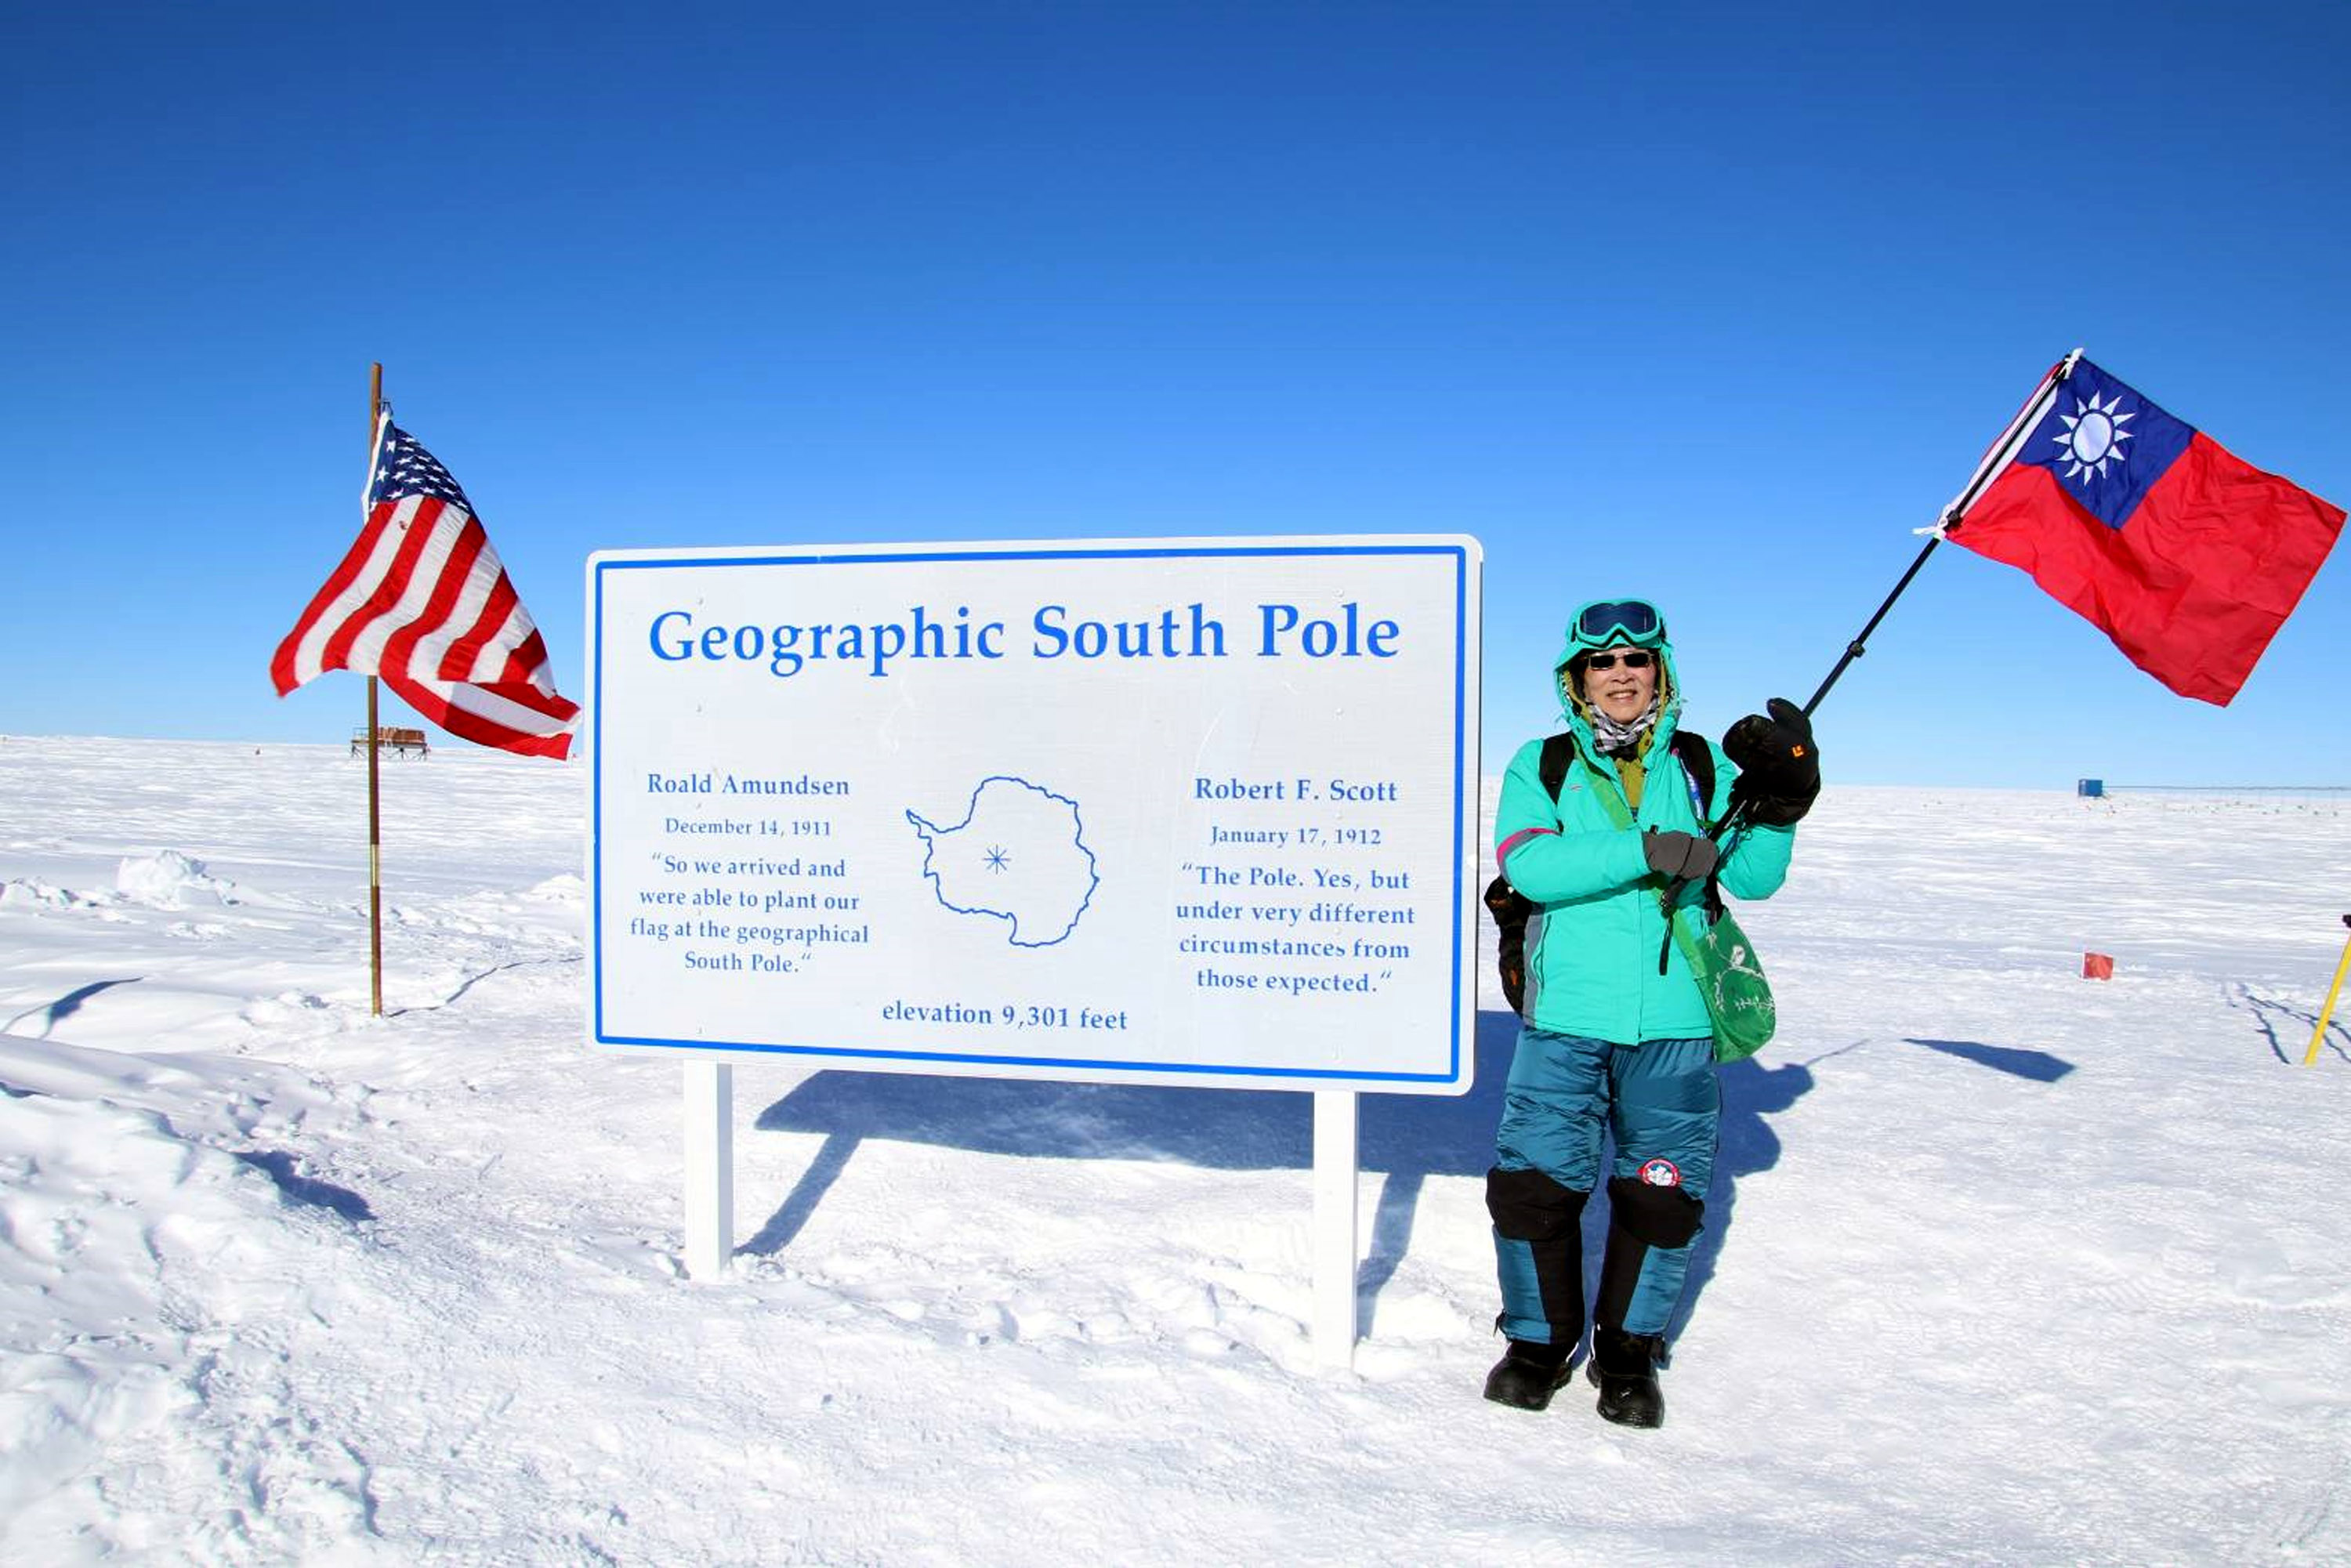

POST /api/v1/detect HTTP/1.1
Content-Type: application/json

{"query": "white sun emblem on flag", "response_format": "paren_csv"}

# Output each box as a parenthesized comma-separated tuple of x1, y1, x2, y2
(2054, 391, 2136, 480)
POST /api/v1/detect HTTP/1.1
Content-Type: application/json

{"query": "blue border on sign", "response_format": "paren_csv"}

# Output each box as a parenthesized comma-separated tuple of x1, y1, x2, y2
(589, 542, 1474, 1085)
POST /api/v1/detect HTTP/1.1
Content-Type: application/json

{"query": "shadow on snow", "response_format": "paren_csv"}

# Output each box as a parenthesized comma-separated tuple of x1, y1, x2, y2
(1902, 1037, 2076, 1082)
(234, 1150, 375, 1222)
(2, 976, 143, 1039)
(2231, 983, 2349, 1066)
(747, 1011, 1818, 1345)
(1665, 1053, 1815, 1347)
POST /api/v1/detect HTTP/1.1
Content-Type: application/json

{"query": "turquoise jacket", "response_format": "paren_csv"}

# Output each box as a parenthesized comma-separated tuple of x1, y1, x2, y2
(1494, 630, 1794, 1043)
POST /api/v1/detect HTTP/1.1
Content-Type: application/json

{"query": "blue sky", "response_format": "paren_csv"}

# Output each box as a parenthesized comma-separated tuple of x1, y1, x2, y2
(5, 2, 2344, 787)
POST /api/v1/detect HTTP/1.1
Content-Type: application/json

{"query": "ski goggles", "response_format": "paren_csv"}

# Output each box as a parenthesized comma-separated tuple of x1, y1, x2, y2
(1570, 599, 1665, 648)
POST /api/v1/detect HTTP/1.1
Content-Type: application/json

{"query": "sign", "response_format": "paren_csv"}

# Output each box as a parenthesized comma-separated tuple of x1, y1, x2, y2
(586, 537, 1481, 1093)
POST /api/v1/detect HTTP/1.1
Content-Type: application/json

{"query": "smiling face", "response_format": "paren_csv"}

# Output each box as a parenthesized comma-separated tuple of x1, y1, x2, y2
(1578, 648, 1659, 726)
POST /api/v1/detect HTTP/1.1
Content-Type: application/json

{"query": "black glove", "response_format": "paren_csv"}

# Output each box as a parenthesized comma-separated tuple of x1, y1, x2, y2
(1724, 697, 1820, 826)
(1483, 875, 1532, 1015)
(1642, 828, 1719, 882)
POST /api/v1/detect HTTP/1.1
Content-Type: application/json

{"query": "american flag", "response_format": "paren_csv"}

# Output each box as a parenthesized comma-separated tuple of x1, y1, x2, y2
(271, 414, 579, 758)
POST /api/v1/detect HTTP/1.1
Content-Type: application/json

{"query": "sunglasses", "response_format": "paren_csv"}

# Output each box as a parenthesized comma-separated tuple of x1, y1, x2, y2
(1581, 650, 1654, 672)
(1575, 599, 1664, 644)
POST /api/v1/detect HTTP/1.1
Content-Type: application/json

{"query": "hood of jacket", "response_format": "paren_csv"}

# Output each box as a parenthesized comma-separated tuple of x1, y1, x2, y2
(1552, 618, 1685, 761)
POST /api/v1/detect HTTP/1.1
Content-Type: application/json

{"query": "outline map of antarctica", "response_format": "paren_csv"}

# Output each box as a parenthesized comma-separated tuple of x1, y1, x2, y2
(905, 777, 1101, 947)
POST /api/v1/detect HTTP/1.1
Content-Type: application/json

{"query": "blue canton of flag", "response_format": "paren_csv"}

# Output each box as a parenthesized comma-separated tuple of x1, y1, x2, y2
(2019, 358, 2193, 532)
(368, 423, 473, 512)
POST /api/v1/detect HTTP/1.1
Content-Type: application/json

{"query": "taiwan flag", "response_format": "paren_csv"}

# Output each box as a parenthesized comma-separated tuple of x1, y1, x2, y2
(1945, 353, 2343, 705)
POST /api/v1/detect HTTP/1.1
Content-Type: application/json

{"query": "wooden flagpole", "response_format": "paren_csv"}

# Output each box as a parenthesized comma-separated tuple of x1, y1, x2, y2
(368, 362, 385, 1016)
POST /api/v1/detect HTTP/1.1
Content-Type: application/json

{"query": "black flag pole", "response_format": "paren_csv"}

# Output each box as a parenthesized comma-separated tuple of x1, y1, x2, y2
(1653, 351, 2085, 972)
(1795, 348, 2082, 722)
(1796, 531, 1942, 721)
(1686, 347, 2084, 875)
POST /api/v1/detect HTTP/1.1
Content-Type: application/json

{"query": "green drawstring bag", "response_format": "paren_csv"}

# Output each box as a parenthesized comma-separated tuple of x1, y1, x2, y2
(1670, 904, 1776, 1063)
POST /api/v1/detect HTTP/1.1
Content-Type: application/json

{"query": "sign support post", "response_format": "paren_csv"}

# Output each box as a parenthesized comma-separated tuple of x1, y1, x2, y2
(1312, 1088, 1358, 1370)
(683, 1060, 734, 1279)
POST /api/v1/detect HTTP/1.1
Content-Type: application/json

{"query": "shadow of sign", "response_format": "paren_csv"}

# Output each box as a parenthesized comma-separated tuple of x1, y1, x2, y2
(749, 1012, 1813, 1348)
(745, 1011, 1524, 1280)
(1904, 1037, 2076, 1082)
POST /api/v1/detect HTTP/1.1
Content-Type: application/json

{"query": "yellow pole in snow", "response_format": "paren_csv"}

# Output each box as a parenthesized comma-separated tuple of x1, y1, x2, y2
(2305, 915, 2351, 1066)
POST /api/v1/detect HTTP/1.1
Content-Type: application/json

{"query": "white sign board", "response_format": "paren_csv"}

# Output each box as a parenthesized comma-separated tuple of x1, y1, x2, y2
(586, 537, 1481, 1093)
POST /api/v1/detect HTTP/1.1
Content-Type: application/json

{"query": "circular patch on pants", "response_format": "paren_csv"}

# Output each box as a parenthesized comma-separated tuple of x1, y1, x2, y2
(1636, 1157, 1682, 1187)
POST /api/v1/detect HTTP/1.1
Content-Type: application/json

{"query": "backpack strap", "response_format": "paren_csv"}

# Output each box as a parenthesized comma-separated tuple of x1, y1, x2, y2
(1668, 730, 1717, 831)
(1668, 730, 1726, 922)
(1537, 731, 1578, 803)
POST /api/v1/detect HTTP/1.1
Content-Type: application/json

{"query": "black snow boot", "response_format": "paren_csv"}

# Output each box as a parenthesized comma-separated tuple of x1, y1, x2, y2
(1586, 1326, 1666, 1429)
(1483, 1338, 1574, 1412)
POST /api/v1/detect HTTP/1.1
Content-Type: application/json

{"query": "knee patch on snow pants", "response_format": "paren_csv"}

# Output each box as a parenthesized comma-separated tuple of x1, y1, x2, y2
(1487, 1165, 1588, 1240)
(1606, 1175, 1705, 1248)
(1487, 1166, 1589, 1348)
(1593, 1175, 1706, 1334)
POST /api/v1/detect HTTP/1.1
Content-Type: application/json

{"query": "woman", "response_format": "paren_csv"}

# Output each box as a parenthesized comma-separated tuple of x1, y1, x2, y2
(1482, 597, 1817, 1427)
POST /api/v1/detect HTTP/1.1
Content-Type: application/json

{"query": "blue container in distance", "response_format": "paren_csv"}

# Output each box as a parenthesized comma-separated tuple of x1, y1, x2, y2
(2077, 778, 2105, 798)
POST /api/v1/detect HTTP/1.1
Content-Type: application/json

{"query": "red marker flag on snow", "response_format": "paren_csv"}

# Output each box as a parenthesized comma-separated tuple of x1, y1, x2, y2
(272, 414, 580, 758)
(1943, 353, 2343, 705)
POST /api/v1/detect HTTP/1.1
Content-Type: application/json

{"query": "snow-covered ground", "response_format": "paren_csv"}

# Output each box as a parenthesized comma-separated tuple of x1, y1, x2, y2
(3, 735, 2348, 1564)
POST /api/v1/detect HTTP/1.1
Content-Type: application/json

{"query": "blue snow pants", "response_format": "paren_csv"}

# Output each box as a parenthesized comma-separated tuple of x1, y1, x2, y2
(1489, 1026, 1719, 1344)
